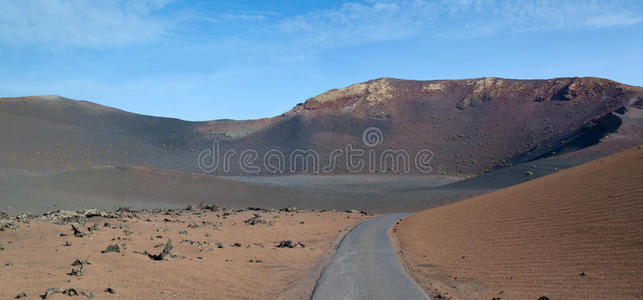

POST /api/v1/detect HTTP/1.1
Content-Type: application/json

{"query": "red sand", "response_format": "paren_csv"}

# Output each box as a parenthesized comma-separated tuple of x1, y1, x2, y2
(0, 209, 368, 299)
(394, 146, 643, 299)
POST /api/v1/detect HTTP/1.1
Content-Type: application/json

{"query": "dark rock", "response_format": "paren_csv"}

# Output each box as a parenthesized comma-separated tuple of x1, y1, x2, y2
(41, 287, 63, 299)
(42, 210, 86, 225)
(67, 265, 85, 276)
(15, 292, 27, 298)
(71, 259, 90, 267)
(280, 206, 297, 213)
(81, 208, 120, 219)
(231, 243, 242, 247)
(148, 239, 173, 260)
(15, 213, 35, 224)
(243, 214, 273, 226)
(71, 224, 86, 237)
(105, 287, 117, 294)
(87, 223, 100, 232)
(101, 244, 120, 254)
(64, 241, 72, 247)
(0, 219, 19, 231)
(537, 297, 551, 300)
(276, 240, 295, 248)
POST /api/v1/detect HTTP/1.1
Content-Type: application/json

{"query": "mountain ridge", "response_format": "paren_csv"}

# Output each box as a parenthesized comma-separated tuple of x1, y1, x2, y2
(1, 77, 641, 176)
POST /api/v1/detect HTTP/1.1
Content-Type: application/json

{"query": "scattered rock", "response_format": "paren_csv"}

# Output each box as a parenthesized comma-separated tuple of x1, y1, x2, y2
(40, 288, 93, 299)
(71, 259, 90, 267)
(71, 224, 86, 238)
(87, 223, 100, 232)
(41, 288, 63, 299)
(101, 244, 120, 254)
(280, 206, 297, 213)
(178, 230, 188, 235)
(525, 171, 535, 176)
(15, 213, 36, 224)
(0, 210, 7, 218)
(0, 219, 19, 231)
(42, 209, 119, 225)
(148, 239, 173, 261)
(63, 241, 72, 247)
(276, 240, 296, 248)
(15, 292, 27, 298)
(243, 214, 273, 226)
(42, 210, 86, 225)
(81, 208, 120, 219)
(67, 265, 85, 277)
(231, 243, 242, 248)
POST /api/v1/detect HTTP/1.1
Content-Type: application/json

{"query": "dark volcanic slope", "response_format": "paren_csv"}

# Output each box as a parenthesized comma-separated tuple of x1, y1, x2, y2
(1, 77, 642, 176)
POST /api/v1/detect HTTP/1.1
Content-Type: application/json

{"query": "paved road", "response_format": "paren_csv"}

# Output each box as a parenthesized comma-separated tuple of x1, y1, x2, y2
(311, 213, 430, 300)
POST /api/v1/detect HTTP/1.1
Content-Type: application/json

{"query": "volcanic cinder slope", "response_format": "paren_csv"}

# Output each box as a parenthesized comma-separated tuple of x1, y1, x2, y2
(393, 145, 643, 299)
(1, 77, 641, 176)
(0, 77, 642, 214)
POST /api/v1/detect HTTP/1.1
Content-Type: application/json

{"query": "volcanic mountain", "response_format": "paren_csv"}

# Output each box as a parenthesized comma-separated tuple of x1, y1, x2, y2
(1, 77, 641, 176)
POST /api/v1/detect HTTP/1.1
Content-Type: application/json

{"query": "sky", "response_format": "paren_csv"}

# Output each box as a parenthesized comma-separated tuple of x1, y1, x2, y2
(1, 0, 642, 121)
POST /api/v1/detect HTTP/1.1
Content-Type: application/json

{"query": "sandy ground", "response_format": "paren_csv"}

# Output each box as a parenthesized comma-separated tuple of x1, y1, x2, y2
(393, 145, 643, 299)
(0, 208, 369, 299)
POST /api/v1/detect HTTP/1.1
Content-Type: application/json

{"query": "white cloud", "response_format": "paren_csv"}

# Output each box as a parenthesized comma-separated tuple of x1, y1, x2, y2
(277, 0, 643, 48)
(1, 0, 639, 50)
(0, 0, 174, 48)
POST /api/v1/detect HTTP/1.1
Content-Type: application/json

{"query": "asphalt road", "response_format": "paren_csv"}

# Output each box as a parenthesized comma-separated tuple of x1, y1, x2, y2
(311, 213, 430, 300)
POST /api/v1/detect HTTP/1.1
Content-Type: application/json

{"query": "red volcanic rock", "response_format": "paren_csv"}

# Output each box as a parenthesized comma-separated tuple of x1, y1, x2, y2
(1, 77, 642, 176)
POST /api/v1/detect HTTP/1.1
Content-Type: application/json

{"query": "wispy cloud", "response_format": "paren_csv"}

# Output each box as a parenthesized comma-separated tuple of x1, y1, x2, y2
(1, 0, 640, 50)
(0, 0, 175, 48)
(277, 0, 643, 48)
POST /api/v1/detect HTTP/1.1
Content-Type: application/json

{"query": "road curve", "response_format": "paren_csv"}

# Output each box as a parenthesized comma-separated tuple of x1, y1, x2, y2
(311, 213, 430, 300)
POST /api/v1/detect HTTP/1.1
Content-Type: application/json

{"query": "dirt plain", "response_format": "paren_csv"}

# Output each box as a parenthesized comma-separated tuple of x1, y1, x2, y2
(0, 206, 369, 299)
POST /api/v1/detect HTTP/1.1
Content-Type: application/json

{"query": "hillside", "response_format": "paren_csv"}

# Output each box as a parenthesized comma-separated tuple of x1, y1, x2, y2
(1, 77, 642, 176)
(393, 145, 643, 299)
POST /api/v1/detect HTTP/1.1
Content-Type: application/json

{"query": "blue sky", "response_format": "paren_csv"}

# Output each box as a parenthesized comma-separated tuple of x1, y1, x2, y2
(1, 0, 642, 121)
